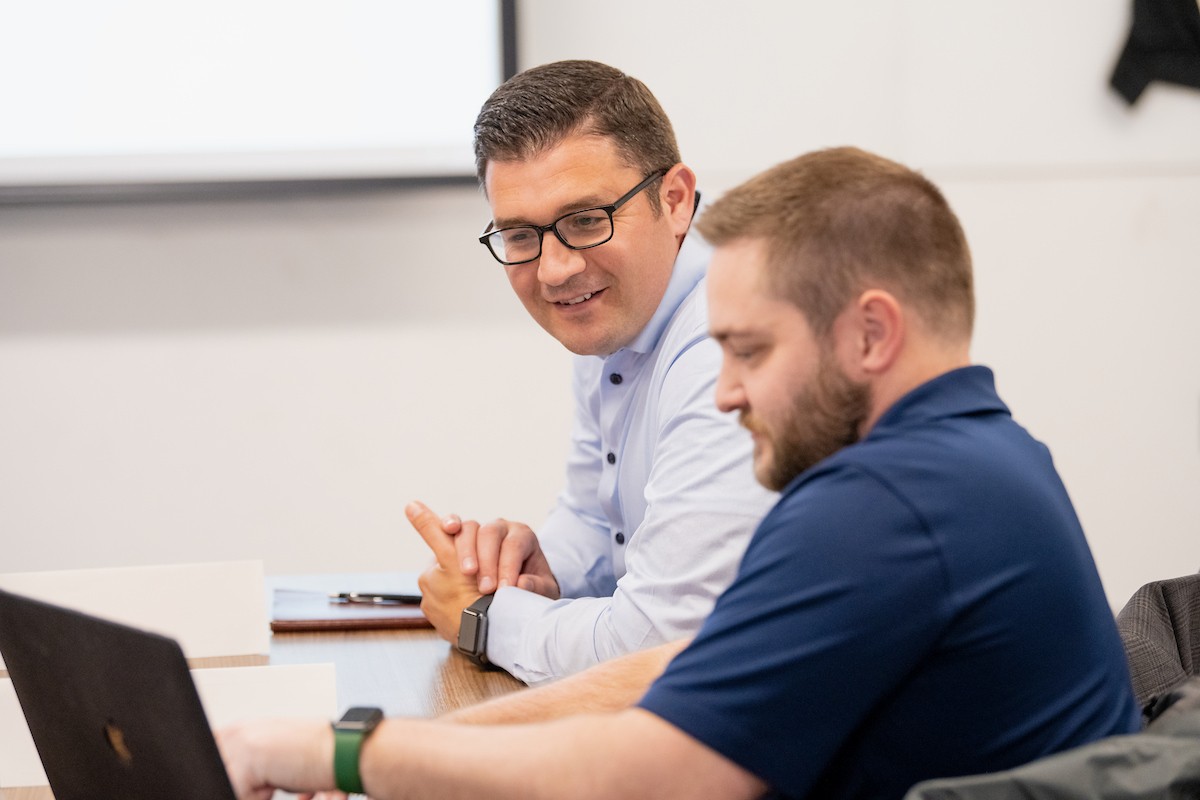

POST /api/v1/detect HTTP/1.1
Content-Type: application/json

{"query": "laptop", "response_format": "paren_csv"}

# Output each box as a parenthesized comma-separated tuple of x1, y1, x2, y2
(0, 588, 237, 799)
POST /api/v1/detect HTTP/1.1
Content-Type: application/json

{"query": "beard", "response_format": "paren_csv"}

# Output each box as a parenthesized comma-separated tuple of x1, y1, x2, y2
(741, 350, 872, 492)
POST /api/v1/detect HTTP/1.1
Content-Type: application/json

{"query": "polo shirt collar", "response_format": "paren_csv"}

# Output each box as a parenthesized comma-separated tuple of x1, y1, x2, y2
(868, 365, 1010, 440)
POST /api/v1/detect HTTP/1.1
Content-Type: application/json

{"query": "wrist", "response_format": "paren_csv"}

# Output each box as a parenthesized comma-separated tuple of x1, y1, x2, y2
(247, 718, 336, 794)
(332, 707, 384, 795)
(313, 718, 338, 791)
(457, 593, 495, 667)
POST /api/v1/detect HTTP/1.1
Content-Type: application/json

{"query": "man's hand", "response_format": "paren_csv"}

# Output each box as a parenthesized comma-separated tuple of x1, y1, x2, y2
(407, 500, 490, 642)
(216, 718, 334, 800)
(450, 517, 561, 599)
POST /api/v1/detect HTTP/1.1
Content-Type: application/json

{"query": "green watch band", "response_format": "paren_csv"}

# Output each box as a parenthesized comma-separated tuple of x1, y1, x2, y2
(332, 706, 383, 795)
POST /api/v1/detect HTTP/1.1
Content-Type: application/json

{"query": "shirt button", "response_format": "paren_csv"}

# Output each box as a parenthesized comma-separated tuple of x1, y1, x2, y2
(609, 373, 623, 385)
(606, 452, 616, 465)
(615, 532, 625, 545)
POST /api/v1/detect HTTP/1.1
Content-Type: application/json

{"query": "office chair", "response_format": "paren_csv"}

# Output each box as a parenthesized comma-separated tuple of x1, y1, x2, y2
(902, 676, 1200, 799)
(1116, 572, 1200, 720)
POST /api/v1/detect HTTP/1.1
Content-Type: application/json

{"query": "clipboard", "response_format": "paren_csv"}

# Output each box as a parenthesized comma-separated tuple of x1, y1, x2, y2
(268, 573, 432, 633)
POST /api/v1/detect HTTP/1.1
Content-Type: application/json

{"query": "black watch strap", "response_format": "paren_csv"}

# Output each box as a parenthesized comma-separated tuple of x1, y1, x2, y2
(457, 593, 495, 667)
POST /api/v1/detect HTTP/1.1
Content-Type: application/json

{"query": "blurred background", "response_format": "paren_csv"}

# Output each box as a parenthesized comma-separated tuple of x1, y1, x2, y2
(1, 0, 1197, 611)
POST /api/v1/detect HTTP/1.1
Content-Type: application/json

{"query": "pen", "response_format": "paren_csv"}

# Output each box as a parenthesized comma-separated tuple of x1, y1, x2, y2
(329, 592, 422, 605)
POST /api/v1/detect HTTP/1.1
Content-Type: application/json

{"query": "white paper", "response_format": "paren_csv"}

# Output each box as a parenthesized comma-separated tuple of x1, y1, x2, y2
(0, 560, 268, 671)
(193, 662, 337, 726)
(0, 663, 335, 788)
(0, 677, 43, 787)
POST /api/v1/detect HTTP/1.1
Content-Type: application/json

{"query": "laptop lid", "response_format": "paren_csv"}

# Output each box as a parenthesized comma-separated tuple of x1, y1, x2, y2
(0, 588, 237, 800)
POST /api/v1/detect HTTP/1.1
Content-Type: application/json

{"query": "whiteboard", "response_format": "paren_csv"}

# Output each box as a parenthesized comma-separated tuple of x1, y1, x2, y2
(0, 0, 512, 188)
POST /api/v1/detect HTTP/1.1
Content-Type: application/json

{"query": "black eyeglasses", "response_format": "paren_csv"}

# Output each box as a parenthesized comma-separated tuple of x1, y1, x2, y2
(478, 169, 668, 266)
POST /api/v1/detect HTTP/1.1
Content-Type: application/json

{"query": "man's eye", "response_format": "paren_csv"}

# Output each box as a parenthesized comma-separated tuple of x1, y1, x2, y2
(564, 213, 606, 231)
(732, 348, 760, 362)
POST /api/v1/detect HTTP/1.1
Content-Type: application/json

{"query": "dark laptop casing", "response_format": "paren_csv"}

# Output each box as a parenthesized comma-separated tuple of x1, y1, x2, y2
(0, 588, 237, 799)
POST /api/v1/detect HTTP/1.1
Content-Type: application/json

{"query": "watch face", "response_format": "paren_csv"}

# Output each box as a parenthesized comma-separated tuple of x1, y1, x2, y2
(458, 611, 482, 652)
(338, 707, 383, 732)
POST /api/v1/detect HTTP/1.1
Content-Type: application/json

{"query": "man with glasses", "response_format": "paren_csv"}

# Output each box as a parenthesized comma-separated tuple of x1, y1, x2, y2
(407, 60, 774, 684)
(221, 147, 1138, 800)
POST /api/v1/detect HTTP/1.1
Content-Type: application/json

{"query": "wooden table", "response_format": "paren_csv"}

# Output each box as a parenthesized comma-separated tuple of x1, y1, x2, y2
(269, 626, 524, 717)
(6, 626, 524, 799)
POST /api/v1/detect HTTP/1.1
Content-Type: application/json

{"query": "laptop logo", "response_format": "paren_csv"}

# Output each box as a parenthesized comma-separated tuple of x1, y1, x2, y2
(103, 720, 134, 767)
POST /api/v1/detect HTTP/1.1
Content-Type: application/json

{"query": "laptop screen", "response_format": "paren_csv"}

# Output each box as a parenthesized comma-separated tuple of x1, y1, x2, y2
(0, 588, 237, 800)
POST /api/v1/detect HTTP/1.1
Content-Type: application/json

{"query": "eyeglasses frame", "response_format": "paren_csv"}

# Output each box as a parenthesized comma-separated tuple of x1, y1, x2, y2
(478, 168, 670, 266)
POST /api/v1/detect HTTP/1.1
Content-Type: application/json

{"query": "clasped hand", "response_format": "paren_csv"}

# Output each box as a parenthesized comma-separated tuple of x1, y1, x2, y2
(406, 501, 560, 642)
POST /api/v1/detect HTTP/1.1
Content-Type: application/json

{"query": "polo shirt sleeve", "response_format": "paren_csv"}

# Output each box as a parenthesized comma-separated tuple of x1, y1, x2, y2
(638, 463, 950, 798)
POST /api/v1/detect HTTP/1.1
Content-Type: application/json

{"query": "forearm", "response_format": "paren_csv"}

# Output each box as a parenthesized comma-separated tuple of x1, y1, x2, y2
(222, 688, 763, 800)
(444, 638, 690, 724)
(360, 709, 762, 800)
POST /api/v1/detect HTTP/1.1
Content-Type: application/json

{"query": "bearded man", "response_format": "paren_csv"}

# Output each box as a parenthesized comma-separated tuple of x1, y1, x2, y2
(221, 147, 1138, 800)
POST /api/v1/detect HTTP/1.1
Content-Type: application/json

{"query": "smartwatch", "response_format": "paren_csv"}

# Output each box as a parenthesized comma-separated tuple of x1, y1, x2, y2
(456, 593, 495, 667)
(332, 706, 383, 795)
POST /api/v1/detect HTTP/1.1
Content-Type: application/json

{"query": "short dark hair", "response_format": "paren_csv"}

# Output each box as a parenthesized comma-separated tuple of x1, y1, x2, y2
(698, 147, 974, 342)
(473, 60, 681, 212)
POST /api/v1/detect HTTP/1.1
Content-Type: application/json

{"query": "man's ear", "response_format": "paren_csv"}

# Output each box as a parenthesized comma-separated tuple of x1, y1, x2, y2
(661, 163, 698, 237)
(840, 289, 905, 378)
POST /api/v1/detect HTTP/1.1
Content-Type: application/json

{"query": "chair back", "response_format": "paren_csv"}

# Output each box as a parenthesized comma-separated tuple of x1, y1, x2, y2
(1116, 572, 1200, 720)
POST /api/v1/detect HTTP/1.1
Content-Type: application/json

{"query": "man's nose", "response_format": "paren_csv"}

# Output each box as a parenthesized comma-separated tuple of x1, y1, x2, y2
(714, 366, 746, 414)
(537, 234, 587, 287)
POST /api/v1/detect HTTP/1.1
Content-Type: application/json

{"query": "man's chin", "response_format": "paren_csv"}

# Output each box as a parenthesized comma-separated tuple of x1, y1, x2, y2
(547, 323, 631, 357)
(752, 453, 776, 491)
(538, 322, 601, 356)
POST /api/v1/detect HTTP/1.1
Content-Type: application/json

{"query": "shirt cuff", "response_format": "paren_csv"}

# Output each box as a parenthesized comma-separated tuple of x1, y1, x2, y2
(485, 586, 559, 684)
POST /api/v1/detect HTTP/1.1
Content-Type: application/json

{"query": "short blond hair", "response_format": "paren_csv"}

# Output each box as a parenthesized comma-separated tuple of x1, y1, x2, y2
(698, 147, 974, 341)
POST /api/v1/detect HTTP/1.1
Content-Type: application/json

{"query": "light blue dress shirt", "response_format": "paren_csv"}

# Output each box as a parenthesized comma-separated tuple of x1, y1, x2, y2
(486, 204, 777, 684)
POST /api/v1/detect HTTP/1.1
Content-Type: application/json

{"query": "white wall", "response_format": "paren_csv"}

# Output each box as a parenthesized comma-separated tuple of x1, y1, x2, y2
(0, 188, 575, 575)
(2, 0, 1197, 608)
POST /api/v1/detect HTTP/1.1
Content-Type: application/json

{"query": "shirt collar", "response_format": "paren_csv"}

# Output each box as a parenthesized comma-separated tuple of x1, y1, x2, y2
(867, 365, 1010, 440)
(622, 191, 712, 356)
(777, 365, 1009, 497)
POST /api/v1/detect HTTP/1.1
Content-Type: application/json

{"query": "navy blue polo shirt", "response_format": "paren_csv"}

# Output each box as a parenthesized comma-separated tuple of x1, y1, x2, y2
(639, 366, 1139, 799)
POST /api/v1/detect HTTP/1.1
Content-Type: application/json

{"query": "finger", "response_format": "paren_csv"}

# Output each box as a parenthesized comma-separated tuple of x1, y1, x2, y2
(475, 519, 507, 594)
(405, 500, 456, 568)
(496, 526, 537, 589)
(442, 513, 463, 535)
(453, 519, 479, 576)
(516, 573, 560, 598)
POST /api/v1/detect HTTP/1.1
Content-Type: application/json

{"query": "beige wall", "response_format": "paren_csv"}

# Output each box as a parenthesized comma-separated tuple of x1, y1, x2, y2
(2, 0, 1198, 607)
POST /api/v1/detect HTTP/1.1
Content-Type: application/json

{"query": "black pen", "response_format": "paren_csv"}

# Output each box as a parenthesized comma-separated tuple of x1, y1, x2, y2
(329, 592, 422, 605)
